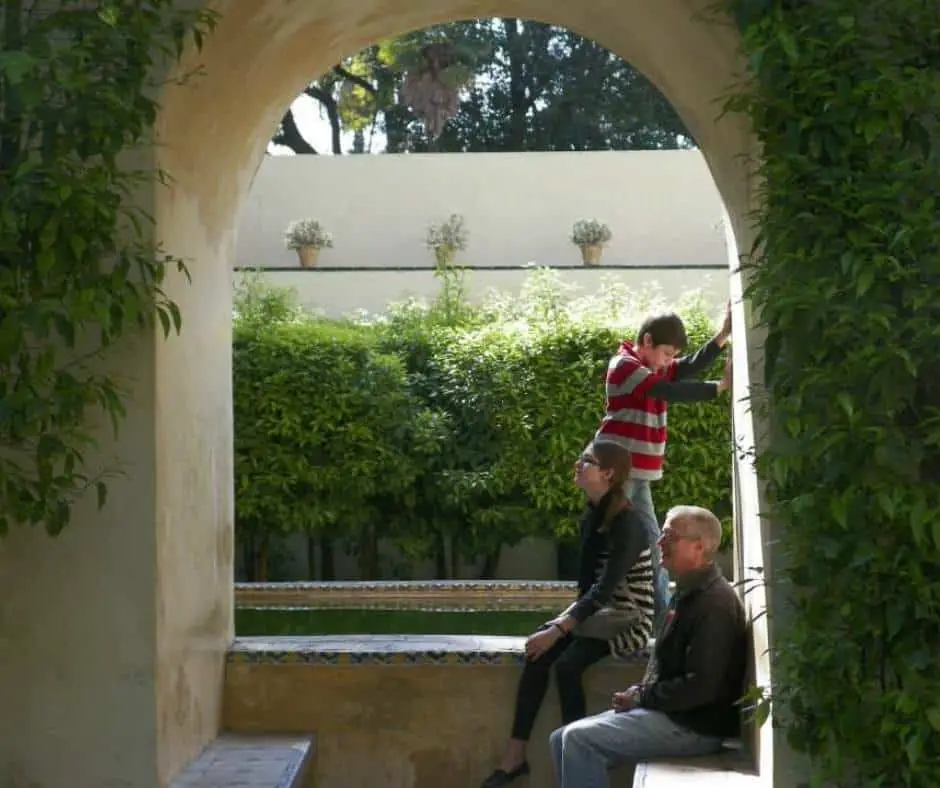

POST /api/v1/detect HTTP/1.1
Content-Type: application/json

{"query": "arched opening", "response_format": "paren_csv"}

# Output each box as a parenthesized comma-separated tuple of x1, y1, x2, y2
(232, 17, 733, 586)
(0, 2, 770, 787)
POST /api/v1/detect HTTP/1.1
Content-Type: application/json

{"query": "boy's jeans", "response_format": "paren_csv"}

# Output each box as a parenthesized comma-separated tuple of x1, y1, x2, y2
(622, 479, 670, 630)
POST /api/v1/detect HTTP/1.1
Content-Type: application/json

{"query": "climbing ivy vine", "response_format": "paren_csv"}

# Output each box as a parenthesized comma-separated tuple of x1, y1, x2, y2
(0, 3, 216, 535)
(730, 0, 940, 784)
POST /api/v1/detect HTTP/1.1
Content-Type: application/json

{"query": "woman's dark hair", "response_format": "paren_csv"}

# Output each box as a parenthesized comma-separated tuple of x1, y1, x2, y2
(590, 441, 633, 531)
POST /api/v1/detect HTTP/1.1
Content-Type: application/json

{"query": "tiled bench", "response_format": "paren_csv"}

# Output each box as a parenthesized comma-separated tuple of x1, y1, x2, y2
(170, 733, 315, 788)
(224, 635, 649, 787)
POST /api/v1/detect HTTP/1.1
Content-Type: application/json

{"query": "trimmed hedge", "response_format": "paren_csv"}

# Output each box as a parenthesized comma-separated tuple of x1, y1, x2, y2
(233, 320, 420, 578)
(233, 272, 731, 578)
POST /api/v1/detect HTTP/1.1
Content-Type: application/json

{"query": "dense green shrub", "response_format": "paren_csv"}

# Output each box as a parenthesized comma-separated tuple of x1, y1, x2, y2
(233, 319, 420, 578)
(233, 269, 731, 577)
(431, 311, 731, 543)
(730, 1, 940, 784)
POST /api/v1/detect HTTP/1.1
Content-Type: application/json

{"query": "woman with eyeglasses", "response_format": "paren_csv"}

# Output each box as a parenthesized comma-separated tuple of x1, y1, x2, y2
(480, 440, 655, 788)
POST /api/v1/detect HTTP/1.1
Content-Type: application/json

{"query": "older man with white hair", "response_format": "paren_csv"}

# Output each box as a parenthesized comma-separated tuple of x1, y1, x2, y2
(549, 505, 748, 788)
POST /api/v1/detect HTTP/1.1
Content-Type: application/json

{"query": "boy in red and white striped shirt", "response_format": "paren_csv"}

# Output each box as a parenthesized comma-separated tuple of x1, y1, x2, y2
(595, 303, 732, 622)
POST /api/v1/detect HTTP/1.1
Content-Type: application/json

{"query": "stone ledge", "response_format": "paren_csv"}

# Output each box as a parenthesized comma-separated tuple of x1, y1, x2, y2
(631, 747, 760, 787)
(169, 734, 314, 788)
(227, 634, 652, 666)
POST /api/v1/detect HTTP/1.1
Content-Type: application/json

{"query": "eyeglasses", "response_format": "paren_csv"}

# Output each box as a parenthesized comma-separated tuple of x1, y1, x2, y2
(577, 454, 599, 467)
(659, 529, 701, 544)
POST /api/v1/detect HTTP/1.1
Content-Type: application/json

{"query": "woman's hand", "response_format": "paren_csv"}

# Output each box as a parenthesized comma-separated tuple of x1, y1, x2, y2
(525, 626, 563, 660)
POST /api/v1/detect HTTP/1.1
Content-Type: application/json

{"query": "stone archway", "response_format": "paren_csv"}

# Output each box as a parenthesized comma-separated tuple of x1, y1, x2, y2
(0, 2, 767, 787)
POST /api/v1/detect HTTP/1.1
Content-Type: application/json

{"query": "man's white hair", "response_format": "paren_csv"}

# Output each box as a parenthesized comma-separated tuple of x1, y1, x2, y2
(665, 505, 723, 561)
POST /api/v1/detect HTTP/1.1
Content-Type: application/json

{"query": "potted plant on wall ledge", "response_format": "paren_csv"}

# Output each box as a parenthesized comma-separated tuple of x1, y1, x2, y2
(426, 213, 467, 269)
(284, 218, 333, 268)
(570, 219, 612, 266)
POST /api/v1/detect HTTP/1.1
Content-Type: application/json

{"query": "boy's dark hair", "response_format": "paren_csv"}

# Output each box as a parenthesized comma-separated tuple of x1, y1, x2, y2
(635, 312, 688, 349)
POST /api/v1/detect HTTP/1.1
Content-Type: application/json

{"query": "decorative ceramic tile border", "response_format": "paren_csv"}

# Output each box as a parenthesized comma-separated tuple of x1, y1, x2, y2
(237, 602, 558, 613)
(235, 580, 578, 593)
(234, 580, 579, 609)
(227, 634, 651, 667)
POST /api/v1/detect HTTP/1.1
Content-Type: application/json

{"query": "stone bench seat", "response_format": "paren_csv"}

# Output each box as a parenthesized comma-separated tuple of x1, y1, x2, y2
(602, 739, 760, 787)
(631, 741, 760, 786)
(169, 733, 315, 788)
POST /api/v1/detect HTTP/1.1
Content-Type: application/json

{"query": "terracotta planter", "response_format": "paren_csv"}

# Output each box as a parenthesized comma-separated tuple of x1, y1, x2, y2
(580, 244, 603, 266)
(296, 246, 320, 268)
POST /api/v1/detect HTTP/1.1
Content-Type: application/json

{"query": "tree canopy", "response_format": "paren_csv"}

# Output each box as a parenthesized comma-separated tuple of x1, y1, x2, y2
(269, 18, 692, 155)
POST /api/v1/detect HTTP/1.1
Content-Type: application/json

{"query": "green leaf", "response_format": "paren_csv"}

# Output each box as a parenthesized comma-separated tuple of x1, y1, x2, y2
(157, 307, 171, 338)
(755, 698, 771, 728)
(829, 496, 848, 530)
(97, 6, 120, 26)
(169, 301, 183, 333)
(0, 51, 35, 85)
(856, 268, 874, 297)
(836, 393, 854, 420)
(776, 29, 799, 62)
(927, 708, 940, 732)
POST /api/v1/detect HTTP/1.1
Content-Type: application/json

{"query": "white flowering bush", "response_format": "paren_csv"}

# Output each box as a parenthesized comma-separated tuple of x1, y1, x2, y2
(284, 219, 334, 250)
(570, 219, 612, 246)
(425, 213, 467, 266)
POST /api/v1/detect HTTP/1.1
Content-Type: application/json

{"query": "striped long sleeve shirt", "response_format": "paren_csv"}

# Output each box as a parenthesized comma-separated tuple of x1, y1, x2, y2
(594, 339, 725, 481)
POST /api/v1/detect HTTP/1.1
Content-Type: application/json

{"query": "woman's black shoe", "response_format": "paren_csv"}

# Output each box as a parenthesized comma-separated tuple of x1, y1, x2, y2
(480, 762, 530, 787)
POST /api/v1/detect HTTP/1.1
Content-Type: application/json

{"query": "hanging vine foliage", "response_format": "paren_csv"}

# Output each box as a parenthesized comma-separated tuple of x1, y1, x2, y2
(0, 2, 216, 536)
(729, 0, 940, 784)
(399, 42, 474, 138)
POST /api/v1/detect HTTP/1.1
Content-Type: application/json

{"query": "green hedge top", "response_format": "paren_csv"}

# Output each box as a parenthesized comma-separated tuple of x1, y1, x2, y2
(232, 270, 731, 568)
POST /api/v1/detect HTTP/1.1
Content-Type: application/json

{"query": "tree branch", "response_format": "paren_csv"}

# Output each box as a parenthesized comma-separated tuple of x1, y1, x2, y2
(271, 109, 318, 154)
(332, 65, 377, 94)
(305, 85, 343, 155)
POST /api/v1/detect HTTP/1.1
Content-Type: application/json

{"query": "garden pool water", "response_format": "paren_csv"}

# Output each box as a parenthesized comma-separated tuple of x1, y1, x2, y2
(233, 580, 576, 636)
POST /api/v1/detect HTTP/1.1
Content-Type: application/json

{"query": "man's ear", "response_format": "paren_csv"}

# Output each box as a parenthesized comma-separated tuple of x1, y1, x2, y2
(639, 332, 652, 349)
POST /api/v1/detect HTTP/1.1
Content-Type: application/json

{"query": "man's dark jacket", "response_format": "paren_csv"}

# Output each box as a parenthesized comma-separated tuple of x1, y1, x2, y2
(638, 563, 748, 738)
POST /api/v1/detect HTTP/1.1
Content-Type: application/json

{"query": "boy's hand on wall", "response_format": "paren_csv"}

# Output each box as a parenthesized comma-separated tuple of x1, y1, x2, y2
(717, 356, 732, 393)
(718, 300, 732, 344)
